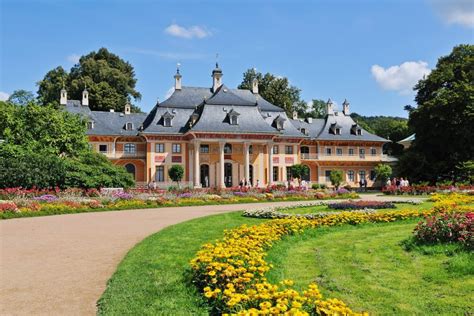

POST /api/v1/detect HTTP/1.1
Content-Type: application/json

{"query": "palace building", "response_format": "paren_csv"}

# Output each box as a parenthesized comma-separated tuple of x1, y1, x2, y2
(64, 64, 395, 188)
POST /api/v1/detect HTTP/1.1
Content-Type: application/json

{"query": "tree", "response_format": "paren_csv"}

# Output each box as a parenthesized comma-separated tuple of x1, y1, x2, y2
(398, 44, 474, 183)
(0, 101, 134, 189)
(329, 170, 344, 189)
(351, 113, 411, 156)
(168, 165, 184, 187)
(375, 164, 392, 185)
(307, 99, 326, 118)
(37, 48, 141, 112)
(238, 68, 303, 116)
(0, 101, 89, 156)
(7, 90, 35, 106)
(289, 164, 309, 185)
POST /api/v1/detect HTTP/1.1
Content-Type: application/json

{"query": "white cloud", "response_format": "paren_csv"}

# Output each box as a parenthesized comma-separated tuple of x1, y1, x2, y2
(164, 86, 175, 100)
(67, 54, 80, 63)
(430, 0, 474, 28)
(0, 91, 9, 101)
(371, 61, 431, 95)
(164, 23, 211, 39)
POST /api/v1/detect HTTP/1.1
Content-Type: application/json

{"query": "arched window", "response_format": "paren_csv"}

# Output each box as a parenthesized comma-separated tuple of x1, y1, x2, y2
(125, 163, 136, 179)
(224, 143, 232, 154)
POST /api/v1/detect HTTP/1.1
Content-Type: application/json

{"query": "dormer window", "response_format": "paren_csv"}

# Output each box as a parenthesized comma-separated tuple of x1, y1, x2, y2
(357, 129, 362, 135)
(87, 121, 94, 130)
(335, 128, 341, 135)
(125, 122, 133, 131)
(227, 109, 240, 125)
(162, 111, 174, 127)
(351, 124, 362, 136)
(301, 128, 307, 135)
(273, 115, 286, 131)
(330, 123, 341, 135)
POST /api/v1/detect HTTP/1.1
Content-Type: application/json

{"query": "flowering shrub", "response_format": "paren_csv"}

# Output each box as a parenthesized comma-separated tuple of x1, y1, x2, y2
(413, 212, 473, 250)
(382, 185, 474, 195)
(112, 191, 133, 200)
(328, 200, 395, 210)
(0, 201, 19, 213)
(191, 208, 440, 315)
(32, 194, 58, 202)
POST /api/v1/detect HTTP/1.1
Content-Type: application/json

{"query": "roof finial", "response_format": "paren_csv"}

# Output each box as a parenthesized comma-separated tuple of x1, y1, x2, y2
(84, 82, 87, 91)
(176, 62, 181, 74)
(215, 53, 219, 68)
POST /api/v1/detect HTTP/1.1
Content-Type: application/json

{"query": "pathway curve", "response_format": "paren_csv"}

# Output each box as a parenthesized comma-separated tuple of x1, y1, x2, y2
(0, 194, 423, 315)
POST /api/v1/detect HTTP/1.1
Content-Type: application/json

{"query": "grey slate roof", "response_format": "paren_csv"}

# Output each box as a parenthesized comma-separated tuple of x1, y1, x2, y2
(262, 111, 306, 137)
(159, 86, 212, 109)
(315, 113, 388, 142)
(65, 100, 91, 114)
(86, 111, 147, 136)
(190, 104, 277, 134)
(141, 105, 195, 134)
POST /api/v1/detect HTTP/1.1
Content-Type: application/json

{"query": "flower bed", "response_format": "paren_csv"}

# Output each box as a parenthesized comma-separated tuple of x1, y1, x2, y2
(413, 212, 473, 250)
(382, 184, 474, 195)
(190, 194, 473, 315)
(243, 200, 422, 219)
(0, 187, 359, 219)
(328, 200, 395, 210)
(190, 208, 445, 315)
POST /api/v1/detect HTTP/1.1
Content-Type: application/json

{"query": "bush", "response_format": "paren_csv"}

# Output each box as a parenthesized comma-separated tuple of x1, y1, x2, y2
(311, 183, 327, 190)
(413, 212, 473, 250)
(328, 200, 396, 210)
(168, 165, 184, 186)
(329, 170, 344, 189)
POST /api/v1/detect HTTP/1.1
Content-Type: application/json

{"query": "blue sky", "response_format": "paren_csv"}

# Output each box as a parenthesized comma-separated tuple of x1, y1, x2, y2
(1, 0, 473, 117)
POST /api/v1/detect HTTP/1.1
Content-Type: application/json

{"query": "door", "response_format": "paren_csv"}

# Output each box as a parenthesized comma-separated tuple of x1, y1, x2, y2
(224, 162, 232, 187)
(200, 164, 209, 187)
(249, 164, 254, 186)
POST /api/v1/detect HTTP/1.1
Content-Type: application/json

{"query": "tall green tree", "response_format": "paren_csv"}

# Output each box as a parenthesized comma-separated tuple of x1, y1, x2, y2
(7, 90, 36, 106)
(307, 99, 326, 118)
(398, 44, 474, 183)
(238, 68, 304, 116)
(329, 170, 344, 189)
(37, 48, 141, 112)
(0, 101, 134, 188)
(351, 113, 411, 156)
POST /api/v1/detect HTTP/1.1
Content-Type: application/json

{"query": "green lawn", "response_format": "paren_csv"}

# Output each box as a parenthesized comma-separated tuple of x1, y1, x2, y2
(266, 220, 474, 315)
(97, 212, 261, 315)
(284, 201, 433, 215)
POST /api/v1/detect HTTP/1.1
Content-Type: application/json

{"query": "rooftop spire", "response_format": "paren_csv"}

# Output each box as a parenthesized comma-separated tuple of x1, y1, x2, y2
(174, 62, 182, 91)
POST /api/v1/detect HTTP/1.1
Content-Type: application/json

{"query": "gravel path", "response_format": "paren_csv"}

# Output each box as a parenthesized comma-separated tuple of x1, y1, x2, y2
(0, 194, 424, 315)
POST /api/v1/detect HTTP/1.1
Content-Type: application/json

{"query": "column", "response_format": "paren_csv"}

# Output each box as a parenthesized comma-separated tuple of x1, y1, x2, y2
(244, 142, 250, 184)
(194, 140, 200, 188)
(219, 141, 226, 188)
(267, 142, 273, 186)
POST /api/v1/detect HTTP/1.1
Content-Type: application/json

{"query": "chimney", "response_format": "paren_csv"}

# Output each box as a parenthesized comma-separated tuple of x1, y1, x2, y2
(124, 103, 131, 115)
(174, 63, 182, 90)
(212, 62, 223, 93)
(109, 109, 114, 112)
(252, 78, 258, 94)
(326, 98, 334, 116)
(342, 99, 350, 115)
(292, 110, 298, 120)
(82, 88, 89, 106)
(60, 88, 67, 105)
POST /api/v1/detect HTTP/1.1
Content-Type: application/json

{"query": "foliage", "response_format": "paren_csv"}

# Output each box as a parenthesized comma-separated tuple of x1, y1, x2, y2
(375, 164, 392, 184)
(311, 183, 327, 190)
(0, 101, 89, 156)
(0, 101, 134, 189)
(399, 44, 474, 183)
(190, 204, 449, 314)
(306, 99, 326, 118)
(382, 184, 474, 195)
(329, 170, 344, 189)
(168, 165, 184, 186)
(413, 212, 473, 250)
(351, 113, 411, 155)
(37, 47, 141, 112)
(238, 68, 305, 116)
(328, 200, 396, 210)
(289, 164, 309, 183)
(7, 89, 35, 106)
